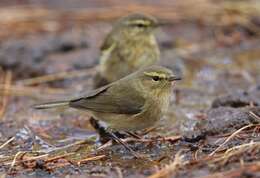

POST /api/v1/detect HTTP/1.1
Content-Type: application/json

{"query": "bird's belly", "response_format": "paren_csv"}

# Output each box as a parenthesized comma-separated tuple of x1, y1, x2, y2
(89, 92, 169, 132)
(91, 110, 162, 132)
(102, 41, 159, 82)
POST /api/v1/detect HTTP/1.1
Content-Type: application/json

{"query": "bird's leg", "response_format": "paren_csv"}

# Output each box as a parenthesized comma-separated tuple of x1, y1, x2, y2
(89, 117, 127, 143)
(126, 131, 142, 139)
(89, 118, 142, 158)
(89, 117, 111, 143)
(107, 131, 142, 158)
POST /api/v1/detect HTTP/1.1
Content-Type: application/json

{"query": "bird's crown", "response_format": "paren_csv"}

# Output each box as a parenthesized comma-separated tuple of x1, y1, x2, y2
(119, 13, 158, 28)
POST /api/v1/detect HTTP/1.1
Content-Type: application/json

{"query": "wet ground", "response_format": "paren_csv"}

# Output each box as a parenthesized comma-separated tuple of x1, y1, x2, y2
(0, 0, 260, 177)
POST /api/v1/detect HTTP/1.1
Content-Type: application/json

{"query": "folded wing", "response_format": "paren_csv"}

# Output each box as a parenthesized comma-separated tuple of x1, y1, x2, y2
(69, 83, 145, 115)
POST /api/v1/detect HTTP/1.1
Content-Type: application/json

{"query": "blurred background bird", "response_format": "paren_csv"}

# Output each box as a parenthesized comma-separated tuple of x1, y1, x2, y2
(93, 13, 161, 88)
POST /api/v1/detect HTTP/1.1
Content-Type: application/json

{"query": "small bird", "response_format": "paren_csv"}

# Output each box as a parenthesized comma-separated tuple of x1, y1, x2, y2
(34, 66, 181, 156)
(94, 13, 161, 88)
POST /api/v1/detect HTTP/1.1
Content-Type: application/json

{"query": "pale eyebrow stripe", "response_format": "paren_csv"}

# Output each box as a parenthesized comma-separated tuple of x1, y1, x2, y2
(143, 72, 166, 78)
(127, 20, 150, 25)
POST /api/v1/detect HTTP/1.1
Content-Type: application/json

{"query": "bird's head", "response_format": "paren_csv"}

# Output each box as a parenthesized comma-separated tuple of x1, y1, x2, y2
(129, 66, 181, 97)
(116, 13, 159, 36)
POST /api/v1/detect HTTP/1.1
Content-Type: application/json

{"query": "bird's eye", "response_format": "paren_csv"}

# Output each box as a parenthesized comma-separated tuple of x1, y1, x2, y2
(135, 23, 147, 28)
(135, 23, 146, 28)
(152, 76, 160, 81)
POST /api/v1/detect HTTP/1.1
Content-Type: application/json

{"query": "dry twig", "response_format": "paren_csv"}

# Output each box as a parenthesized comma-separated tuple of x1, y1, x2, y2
(77, 155, 106, 166)
(210, 141, 260, 165)
(0, 84, 67, 99)
(114, 166, 123, 178)
(0, 70, 12, 119)
(0, 137, 15, 150)
(17, 67, 97, 86)
(8, 151, 26, 172)
(200, 162, 260, 178)
(44, 152, 75, 163)
(148, 151, 185, 178)
(249, 111, 260, 121)
(3, 153, 49, 166)
(209, 124, 260, 156)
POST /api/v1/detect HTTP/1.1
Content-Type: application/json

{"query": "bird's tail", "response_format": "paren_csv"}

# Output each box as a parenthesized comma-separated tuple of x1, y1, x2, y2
(33, 100, 69, 109)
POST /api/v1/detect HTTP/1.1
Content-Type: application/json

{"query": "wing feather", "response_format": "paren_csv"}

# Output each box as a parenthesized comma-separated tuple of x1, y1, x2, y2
(69, 83, 144, 114)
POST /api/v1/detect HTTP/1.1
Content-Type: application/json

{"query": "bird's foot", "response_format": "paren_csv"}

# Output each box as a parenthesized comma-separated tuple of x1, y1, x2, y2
(89, 117, 127, 143)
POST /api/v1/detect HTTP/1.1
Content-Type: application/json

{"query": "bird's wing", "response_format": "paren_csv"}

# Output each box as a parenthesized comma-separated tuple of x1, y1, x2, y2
(69, 83, 145, 115)
(99, 34, 117, 70)
(100, 31, 116, 52)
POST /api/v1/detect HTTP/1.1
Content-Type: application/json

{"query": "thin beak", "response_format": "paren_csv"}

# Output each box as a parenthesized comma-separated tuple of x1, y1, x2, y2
(168, 75, 182, 81)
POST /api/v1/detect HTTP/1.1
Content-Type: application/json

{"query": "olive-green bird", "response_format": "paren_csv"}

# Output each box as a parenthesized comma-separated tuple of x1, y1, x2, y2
(34, 66, 181, 132)
(34, 66, 181, 157)
(94, 13, 161, 88)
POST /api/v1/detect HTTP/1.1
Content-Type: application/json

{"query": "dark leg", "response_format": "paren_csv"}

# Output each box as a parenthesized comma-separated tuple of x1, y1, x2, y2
(89, 117, 127, 143)
(89, 117, 110, 143)
(126, 131, 142, 139)
(107, 131, 142, 158)
(89, 118, 141, 158)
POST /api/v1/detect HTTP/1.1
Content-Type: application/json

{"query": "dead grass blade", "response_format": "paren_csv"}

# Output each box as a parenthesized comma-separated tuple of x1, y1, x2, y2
(114, 166, 123, 178)
(3, 153, 49, 166)
(148, 150, 186, 178)
(7, 151, 26, 172)
(249, 111, 260, 121)
(199, 162, 260, 178)
(77, 155, 106, 166)
(0, 84, 67, 99)
(210, 141, 260, 165)
(0, 137, 15, 150)
(209, 124, 260, 156)
(17, 67, 97, 86)
(0, 70, 12, 120)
